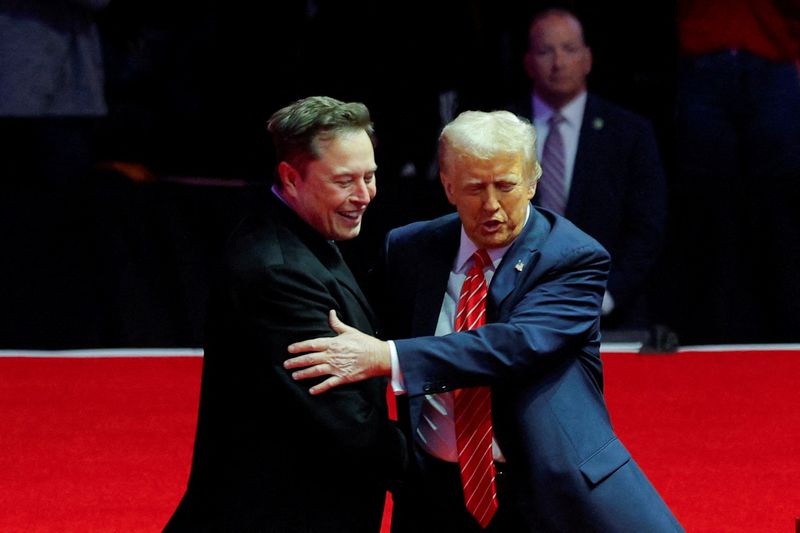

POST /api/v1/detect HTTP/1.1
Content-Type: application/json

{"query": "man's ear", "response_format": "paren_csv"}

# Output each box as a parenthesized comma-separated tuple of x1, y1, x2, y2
(277, 161, 301, 197)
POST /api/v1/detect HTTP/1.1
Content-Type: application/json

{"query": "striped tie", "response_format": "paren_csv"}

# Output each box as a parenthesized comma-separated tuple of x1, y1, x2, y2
(454, 249, 498, 528)
(538, 113, 567, 214)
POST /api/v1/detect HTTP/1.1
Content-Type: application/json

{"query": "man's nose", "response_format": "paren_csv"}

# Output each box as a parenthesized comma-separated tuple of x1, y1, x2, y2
(482, 189, 500, 211)
(351, 179, 372, 205)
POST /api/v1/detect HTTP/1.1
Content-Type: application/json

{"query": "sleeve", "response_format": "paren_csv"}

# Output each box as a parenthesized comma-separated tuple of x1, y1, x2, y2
(231, 261, 407, 478)
(394, 242, 609, 398)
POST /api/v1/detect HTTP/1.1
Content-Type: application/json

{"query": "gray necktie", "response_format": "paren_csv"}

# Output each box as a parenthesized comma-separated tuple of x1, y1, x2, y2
(538, 114, 567, 214)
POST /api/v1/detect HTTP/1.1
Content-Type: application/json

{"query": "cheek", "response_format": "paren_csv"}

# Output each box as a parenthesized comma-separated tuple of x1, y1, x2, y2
(502, 197, 528, 219)
(456, 202, 479, 225)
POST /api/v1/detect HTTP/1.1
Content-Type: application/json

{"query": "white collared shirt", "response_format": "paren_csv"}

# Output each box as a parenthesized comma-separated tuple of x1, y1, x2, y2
(389, 205, 531, 461)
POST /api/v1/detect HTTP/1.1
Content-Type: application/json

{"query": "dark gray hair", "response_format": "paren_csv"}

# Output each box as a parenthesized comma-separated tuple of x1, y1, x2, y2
(267, 96, 374, 180)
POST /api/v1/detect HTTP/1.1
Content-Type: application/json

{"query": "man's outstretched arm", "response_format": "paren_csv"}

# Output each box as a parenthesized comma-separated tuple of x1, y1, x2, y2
(285, 310, 392, 394)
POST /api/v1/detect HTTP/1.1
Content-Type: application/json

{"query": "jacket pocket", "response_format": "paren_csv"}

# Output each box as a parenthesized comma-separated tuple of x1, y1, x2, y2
(579, 437, 631, 486)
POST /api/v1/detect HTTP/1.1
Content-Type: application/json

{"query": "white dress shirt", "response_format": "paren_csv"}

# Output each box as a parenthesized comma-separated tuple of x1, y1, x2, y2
(389, 206, 531, 461)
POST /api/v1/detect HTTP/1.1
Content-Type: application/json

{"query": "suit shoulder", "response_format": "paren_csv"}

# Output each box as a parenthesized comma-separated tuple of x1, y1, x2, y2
(587, 93, 653, 132)
(221, 213, 318, 282)
(387, 212, 460, 248)
(545, 210, 610, 262)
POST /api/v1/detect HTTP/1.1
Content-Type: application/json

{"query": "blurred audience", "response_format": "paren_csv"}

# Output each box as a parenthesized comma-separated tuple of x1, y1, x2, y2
(0, 0, 110, 186)
(673, 0, 800, 343)
(0, 0, 110, 348)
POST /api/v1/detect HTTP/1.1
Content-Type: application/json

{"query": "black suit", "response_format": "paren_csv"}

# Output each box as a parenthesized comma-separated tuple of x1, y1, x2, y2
(509, 93, 667, 328)
(166, 194, 406, 532)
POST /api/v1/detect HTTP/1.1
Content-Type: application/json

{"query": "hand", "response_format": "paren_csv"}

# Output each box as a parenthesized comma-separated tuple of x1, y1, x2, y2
(285, 310, 392, 394)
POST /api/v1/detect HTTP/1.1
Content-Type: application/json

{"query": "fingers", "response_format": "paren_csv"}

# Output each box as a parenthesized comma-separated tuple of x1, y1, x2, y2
(287, 338, 330, 355)
(283, 353, 320, 369)
(328, 309, 356, 334)
(309, 376, 345, 395)
(283, 356, 346, 395)
(288, 362, 328, 380)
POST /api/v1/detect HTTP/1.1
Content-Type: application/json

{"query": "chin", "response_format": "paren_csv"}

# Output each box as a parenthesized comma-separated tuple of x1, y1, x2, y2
(334, 228, 361, 241)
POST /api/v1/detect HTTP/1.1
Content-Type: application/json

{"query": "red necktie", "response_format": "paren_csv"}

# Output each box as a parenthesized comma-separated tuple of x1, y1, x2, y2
(454, 249, 498, 528)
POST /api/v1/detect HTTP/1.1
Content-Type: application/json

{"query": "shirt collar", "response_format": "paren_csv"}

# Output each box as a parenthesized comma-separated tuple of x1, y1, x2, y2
(271, 183, 290, 206)
(531, 90, 587, 127)
(455, 204, 531, 273)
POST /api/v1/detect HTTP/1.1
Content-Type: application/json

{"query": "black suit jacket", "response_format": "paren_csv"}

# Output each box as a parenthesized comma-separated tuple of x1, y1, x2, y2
(509, 93, 667, 327)
(166, 194, 406, 532)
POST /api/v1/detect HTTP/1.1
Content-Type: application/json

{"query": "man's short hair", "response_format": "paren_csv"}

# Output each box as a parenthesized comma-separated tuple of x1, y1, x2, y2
(439, 110, 542, 183)
(267, 96, 374, 182)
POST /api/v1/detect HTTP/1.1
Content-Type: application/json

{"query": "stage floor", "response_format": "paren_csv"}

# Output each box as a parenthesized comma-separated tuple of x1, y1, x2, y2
(1, 346, 798, 532)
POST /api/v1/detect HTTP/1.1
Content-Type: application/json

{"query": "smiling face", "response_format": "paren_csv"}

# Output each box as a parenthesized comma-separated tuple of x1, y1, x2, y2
(280, 129, 377, 241)
(524, 11, 592, 109)
(442, 152, 535, 249)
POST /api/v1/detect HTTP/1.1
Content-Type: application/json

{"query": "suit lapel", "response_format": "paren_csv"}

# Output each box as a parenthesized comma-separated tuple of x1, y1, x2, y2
(267, 193, 377, 326)
(412, 218, 460, 336)
(568, 94, 602, 219)
(488, 206, 551, 313)
(329, 243, 377, 325)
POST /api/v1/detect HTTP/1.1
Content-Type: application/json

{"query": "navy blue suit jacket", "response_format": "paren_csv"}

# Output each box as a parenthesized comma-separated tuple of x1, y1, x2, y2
(381, 207, 681, 531)
(510, 94, 667, 326)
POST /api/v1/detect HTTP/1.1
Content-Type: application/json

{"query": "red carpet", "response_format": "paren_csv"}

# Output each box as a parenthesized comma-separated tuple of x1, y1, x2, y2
(604, 348, 800, 532)
(1, 348, 798, 532)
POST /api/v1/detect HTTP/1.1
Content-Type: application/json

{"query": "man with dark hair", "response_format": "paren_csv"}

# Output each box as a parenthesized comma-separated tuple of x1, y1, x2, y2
(165, 96, 406, 532)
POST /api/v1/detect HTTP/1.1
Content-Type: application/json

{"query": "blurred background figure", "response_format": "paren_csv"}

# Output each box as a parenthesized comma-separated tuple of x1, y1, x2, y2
(0, 0, 110, 348)
(672, 0, 800, 344)
(507, 8, 669, 342)
(0, 0, 110, 186)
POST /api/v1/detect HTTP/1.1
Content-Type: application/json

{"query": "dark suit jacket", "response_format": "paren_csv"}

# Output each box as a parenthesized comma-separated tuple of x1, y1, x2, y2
(381, 207, 682, 532)
(509, 93, 667, 327)
(165, 194, 406, 532)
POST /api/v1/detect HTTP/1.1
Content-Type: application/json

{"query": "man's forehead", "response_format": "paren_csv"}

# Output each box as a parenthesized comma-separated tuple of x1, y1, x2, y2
(453, 152, 523, 172)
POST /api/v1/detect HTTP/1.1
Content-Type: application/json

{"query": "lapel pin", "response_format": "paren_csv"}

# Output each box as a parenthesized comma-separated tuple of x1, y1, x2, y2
(592, 117, 604, 130)
(515, 260, 525, 272)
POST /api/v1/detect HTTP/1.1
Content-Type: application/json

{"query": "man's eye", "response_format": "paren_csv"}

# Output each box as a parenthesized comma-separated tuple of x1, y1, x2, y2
(498, 182, 515, 192)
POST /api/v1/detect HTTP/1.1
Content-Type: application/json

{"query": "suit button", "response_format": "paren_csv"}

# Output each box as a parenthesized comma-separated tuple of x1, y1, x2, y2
(423, 385, 433, 393)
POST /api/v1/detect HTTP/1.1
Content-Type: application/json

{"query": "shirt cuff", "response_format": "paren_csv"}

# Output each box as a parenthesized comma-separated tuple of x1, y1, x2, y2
(388, 340, 406, 395)
(601, 290, 615, 316)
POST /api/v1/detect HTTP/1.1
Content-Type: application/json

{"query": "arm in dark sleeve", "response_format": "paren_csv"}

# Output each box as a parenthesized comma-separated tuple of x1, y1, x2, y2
(233, 263, 407, 479)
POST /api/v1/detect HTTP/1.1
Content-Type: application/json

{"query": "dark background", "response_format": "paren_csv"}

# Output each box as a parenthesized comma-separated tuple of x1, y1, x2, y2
(4, 1, 774, 349)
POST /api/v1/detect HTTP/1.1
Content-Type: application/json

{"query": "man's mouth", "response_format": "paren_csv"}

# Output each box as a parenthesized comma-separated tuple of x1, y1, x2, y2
(338, 210, 364, 223)
(482, 220, 503, 232)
